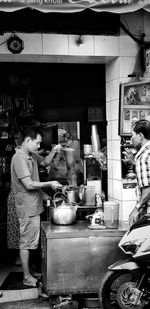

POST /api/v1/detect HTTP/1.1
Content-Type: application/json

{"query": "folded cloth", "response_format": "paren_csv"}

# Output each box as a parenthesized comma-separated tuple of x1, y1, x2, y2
(23, 276, 38, 287)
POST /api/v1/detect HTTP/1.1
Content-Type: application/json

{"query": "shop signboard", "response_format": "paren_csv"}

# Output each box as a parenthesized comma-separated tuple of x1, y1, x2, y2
(0, 0, 150, 14)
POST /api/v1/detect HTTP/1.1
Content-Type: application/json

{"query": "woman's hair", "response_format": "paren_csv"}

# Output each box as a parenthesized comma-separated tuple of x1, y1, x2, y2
(22, 126, 43, 141)
(133, 120, 150, 139)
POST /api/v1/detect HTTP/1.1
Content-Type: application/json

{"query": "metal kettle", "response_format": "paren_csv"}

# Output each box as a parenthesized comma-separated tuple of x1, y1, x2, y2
(51, 192, 77, 225)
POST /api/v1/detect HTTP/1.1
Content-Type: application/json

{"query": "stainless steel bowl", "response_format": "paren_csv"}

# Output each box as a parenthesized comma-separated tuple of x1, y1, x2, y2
(81, 294, 100, 308)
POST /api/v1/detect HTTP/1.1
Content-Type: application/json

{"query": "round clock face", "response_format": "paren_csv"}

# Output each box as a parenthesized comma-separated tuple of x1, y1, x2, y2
(7, 37, 24, 54)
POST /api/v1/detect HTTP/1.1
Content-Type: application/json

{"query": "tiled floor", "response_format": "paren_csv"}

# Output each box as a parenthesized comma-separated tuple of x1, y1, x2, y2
(0, 252, 39, 303)
(0, 254, 13, 287)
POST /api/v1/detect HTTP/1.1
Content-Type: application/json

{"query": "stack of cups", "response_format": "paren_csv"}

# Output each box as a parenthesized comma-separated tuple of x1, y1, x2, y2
(91, 124, 100, 152)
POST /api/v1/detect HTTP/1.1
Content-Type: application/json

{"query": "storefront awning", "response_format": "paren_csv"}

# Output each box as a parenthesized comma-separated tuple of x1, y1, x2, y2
(0, 1, 150, 14)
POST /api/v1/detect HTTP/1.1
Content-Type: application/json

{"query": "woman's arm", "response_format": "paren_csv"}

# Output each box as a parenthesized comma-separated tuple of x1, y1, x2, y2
(40, 144, 62, 167)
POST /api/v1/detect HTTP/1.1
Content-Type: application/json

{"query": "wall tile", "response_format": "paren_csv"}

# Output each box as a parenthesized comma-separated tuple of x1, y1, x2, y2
(106, 58, 120, 82)
(109, 58, 120, 81)
(119, 56, 138, 78)
(106, 101, 111, 121)
(112, 160, 121, 180)
(43, 34, 68, 55)
(110, 78, 120, 101)
(112, 179, 122, 200)
(122, 188, 136, 201)
(110, 99, 119, 121)
(69, 35, 94, 56)
(107, 122, 112, 141)
(94, 36, 119, 57)
(21, 34, 42, 54)
(119, 36, 138, 57)
(107, 159, 113, 179)
(106, 62, 112, 83)
(111, 140, 121, 160)
(106, 82, 111, 102)
(107, 141, 112, 160)
(107, 178, 113, 198)
(111, 120, 120, 140)
(118, 200, 123, 221)
(122, 201, 136, 221)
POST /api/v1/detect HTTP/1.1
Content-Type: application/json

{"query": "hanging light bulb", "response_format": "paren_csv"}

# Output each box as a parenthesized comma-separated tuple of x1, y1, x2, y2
(76, 35, 83, 46)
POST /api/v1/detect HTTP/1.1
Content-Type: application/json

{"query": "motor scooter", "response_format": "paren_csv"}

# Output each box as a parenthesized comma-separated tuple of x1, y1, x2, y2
(99, 214, 150, 309)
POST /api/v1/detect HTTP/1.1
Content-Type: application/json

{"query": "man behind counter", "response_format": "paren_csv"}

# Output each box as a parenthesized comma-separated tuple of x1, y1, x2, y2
(11, 126, 62, 287)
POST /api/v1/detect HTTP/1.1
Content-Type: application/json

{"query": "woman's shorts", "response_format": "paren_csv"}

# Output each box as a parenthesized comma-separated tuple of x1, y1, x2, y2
(19, 215, 40, 249)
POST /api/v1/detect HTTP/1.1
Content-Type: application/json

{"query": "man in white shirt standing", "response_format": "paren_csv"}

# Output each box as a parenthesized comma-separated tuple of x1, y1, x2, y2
(124, 120, 150, 227)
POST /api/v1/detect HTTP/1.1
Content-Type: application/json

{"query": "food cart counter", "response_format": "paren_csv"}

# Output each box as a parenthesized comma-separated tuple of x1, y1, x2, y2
(41, 221, 126, 296)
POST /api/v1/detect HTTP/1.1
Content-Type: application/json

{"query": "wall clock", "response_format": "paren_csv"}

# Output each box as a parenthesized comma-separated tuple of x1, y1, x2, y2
(7, 36, 24, 54)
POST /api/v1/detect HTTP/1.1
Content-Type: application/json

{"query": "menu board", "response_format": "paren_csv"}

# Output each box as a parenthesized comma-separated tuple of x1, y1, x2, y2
(119, 81, 150, 135)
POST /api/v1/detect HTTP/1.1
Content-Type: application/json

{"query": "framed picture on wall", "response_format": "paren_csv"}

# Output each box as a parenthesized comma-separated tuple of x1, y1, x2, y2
(119, 80, 150, 136)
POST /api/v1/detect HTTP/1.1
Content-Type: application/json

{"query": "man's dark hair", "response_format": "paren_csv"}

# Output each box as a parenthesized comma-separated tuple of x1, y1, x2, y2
(133, 120, 150, 139)
(22, 127, 43, 141)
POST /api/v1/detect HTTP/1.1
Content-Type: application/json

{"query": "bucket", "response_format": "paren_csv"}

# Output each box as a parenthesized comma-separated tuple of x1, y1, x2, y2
(81, 294, 100, 308)
(104, 201, 119, 229)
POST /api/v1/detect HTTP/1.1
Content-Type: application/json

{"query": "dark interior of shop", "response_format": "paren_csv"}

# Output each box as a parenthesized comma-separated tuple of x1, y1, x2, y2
(0, 62, 106, 143)
(0, 61, 107, 256)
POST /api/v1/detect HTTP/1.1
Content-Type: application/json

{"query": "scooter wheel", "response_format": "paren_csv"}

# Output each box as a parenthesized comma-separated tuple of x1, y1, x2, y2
(117, 281, 145, 309)
(99, 270, 144, 309)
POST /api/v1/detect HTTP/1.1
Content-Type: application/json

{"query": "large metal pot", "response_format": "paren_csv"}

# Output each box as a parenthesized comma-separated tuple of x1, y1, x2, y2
(51, 192, 77, 225)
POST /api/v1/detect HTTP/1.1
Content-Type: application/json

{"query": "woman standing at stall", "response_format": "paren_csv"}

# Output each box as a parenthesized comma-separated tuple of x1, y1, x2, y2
(7, 131, 22, 265)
